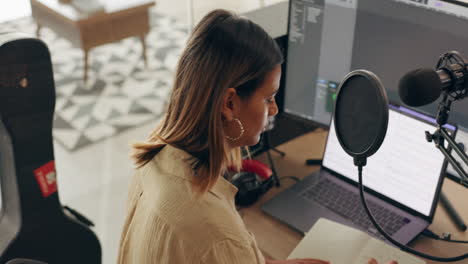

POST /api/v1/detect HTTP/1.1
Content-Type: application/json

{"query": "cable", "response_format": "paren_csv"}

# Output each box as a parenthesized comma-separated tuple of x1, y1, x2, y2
(421, 229, 468, 244)
(264, 131, 283, 187)
(358, 165, 468, 262)
(305, 159, 322, 166)
(279, 175, 301, 183)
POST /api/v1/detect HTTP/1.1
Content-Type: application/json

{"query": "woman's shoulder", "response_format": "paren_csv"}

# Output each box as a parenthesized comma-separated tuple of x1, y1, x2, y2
(136, 144, 195, 183)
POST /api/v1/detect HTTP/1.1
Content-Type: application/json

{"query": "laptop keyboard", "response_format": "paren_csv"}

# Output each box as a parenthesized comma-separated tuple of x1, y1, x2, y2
(300, 178, 411, 237)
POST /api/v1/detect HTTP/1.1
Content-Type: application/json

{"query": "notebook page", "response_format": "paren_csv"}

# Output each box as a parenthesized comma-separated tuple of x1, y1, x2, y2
(354, 238, 425, 264)
(288, 218, 368, 263)
(288, 218, 426, 264)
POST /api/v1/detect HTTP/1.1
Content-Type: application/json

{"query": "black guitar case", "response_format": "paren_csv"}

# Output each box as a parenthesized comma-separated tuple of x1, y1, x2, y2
(0, 32, 101, 264)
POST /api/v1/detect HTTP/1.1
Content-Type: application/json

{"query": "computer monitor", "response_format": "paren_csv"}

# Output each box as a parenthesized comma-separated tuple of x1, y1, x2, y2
(0, 180, 2, 215)
(283, 0, 468, 128)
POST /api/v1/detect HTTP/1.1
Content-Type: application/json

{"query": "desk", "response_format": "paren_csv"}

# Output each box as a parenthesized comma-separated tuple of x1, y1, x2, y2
(241, 130, 468, 263)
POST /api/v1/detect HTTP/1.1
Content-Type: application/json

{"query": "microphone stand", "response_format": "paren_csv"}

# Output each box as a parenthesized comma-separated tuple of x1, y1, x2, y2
(426, 94, 468, 231)
(429, 94, 468, 184)
(263, 131, 281, 187)
(427, 127, 468, 183)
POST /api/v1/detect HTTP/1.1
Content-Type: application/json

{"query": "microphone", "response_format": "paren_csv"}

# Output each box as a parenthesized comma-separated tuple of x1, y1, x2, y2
(398, 68, 444, 106)
(399, 51, 468, 107)
(334, 69, 468, 262)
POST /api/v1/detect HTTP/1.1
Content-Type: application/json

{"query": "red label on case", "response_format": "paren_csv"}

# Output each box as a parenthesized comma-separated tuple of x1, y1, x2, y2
(34, 160, 57, 198)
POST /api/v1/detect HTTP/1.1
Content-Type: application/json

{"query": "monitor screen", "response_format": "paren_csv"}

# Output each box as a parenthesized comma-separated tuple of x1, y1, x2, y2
(283, 0, 356, 126)
(283, 0, 468, 127)
(0, 179, 2, 214)
(322, 105, 455, 217)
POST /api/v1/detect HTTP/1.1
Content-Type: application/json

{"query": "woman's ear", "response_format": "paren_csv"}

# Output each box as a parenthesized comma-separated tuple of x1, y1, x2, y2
(221, 88, 237, 121)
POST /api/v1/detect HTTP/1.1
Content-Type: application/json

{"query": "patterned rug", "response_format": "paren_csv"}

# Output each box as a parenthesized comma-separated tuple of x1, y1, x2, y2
(0, 10, 188, 151)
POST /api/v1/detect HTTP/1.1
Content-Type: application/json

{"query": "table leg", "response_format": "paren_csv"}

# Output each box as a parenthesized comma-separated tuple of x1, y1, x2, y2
(36, 24, 41, 37)
(140, 35, 148, 68)
(83, 49, 89, 83)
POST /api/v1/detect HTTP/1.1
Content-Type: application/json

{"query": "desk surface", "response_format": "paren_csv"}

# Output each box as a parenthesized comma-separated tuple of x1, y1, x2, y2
(240, 130, 468, 263)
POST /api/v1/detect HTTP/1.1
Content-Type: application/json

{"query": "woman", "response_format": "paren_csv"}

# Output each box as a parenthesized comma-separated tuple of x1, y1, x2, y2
(118, 9, 396, 264)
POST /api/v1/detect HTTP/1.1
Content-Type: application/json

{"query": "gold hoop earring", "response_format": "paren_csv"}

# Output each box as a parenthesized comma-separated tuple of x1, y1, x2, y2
(225, 118, 244, 141)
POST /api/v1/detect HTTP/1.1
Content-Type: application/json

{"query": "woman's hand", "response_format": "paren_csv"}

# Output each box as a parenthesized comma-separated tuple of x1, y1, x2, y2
(266, 259, 330, 264)
(368, 258, 398, 264)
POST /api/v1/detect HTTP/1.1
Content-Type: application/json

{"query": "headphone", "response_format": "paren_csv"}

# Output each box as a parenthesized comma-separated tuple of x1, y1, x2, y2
(229, 159, 274, 207)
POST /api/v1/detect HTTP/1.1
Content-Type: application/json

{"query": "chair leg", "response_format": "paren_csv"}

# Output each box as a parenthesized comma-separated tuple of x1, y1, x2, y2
(36, 24, 41, 37)
(83, 49, 89, 83)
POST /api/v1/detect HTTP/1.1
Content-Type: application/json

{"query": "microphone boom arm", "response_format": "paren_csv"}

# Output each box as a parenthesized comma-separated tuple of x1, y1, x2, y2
(427, 126, 468, 187)
(428, 85, 468, 187)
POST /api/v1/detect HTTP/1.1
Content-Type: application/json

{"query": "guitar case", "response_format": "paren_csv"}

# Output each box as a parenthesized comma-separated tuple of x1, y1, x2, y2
(0, 32, 101, 264)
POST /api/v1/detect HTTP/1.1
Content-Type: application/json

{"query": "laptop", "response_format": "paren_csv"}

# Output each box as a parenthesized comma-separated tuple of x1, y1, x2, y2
(262, 105, 456, 244)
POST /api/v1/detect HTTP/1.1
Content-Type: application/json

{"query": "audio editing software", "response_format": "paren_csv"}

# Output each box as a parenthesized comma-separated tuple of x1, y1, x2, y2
(283, 0, 468, 130)
(283, 0, 356, 126)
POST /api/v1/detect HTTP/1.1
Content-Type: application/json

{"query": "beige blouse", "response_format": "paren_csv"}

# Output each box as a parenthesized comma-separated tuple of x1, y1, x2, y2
(118, 144, 265, 264)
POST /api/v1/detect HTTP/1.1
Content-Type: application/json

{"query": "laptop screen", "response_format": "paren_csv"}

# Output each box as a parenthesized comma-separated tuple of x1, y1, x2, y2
(322, 105, 455, 217)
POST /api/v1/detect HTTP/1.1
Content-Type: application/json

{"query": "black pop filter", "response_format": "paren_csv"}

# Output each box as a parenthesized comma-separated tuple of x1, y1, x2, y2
(334, 70, 389, 167)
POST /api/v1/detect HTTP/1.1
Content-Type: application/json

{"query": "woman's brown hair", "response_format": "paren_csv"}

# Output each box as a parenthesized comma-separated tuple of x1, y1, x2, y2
(132, 9, 283, 194)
